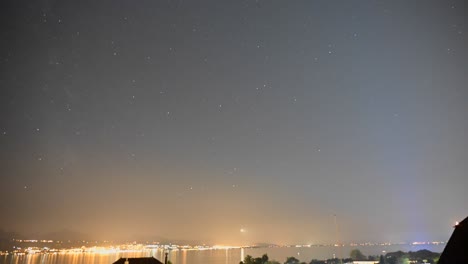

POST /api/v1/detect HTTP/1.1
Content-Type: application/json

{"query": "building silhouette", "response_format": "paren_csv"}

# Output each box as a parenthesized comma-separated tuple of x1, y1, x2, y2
(112, 257, 164, 264)
(437, 216, 468, 264)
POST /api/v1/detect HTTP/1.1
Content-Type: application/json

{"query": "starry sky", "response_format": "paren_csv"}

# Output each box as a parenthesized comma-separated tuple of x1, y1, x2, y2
(1, 0, 467, 245)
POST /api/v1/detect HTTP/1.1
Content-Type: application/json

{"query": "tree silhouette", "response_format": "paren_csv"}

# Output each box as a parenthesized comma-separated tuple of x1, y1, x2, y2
(379, 255, 385, 264)
(240, 254, 276, 264)
(350, 249, 366, 261)
(284, 256, 300, 264)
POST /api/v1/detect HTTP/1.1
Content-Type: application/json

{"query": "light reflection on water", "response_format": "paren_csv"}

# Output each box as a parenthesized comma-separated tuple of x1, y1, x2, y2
(0, 244, 444, 264)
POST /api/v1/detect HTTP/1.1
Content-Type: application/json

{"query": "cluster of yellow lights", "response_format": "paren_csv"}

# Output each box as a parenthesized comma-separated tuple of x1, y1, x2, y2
(212, 245, 241, 250)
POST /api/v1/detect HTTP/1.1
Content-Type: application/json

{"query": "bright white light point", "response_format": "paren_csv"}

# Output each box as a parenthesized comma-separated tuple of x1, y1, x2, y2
(24, 186, 27, 189)
(219, 104, 222, 108)
(455, 221, 459, 226)
(36, 128, 40, 131)
(240, 228, 246, 233)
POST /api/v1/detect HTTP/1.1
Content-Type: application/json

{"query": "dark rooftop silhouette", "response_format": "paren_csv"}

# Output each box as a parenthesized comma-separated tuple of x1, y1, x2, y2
(112, 257, 163, 264)
(437, 216, 468, 264)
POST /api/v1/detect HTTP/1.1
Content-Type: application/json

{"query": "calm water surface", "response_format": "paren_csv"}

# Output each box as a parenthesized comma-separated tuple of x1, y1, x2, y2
(0, 244, 444, 264)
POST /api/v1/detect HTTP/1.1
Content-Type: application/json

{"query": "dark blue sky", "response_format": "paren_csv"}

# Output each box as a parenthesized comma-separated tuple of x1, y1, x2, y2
(1, 0, 467, 245)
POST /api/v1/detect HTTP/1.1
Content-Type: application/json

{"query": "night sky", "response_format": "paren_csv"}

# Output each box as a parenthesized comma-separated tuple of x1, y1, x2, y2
(1, 0, 467, 245)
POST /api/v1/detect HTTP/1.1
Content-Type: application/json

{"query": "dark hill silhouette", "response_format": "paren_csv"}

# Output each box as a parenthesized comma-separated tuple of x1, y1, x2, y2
(42, 229, 93, 241)
(438, 216, 468, 264)
(407, 249, 440, 260)
(0, 229, 20, 251)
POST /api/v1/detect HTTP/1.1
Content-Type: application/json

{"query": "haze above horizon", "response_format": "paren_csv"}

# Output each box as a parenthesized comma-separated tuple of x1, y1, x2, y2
(1, 0, 467, 246)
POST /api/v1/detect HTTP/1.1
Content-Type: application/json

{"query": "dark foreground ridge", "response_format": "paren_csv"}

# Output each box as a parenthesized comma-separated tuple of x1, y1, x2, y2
(438, 216, 468, 264)
(113, 257, 163, 264)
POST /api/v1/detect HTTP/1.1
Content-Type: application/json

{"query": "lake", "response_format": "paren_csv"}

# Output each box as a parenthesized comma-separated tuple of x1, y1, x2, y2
(0, 244, 445, 264)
